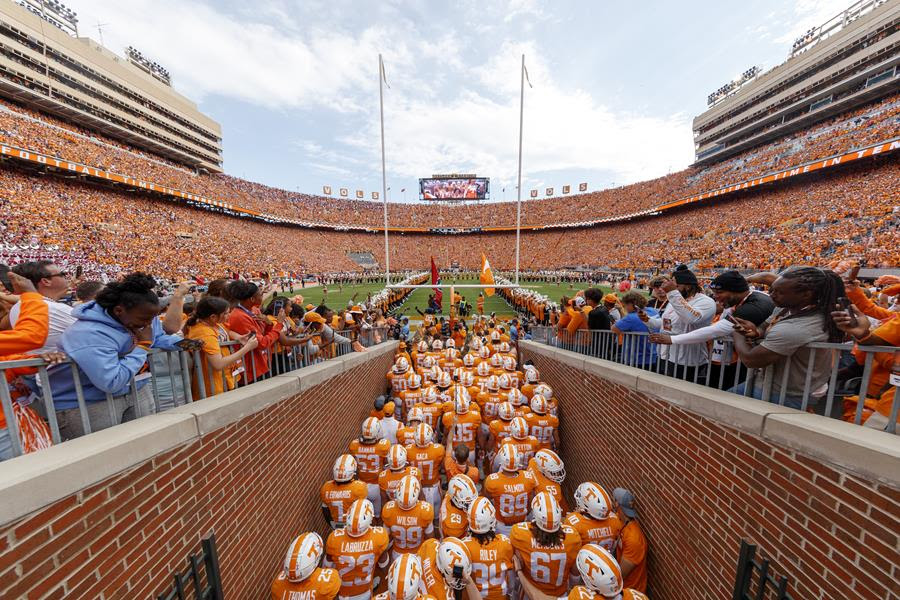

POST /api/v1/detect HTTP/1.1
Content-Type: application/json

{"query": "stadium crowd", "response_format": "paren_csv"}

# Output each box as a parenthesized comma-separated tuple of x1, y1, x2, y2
(273, 324, 649, 599)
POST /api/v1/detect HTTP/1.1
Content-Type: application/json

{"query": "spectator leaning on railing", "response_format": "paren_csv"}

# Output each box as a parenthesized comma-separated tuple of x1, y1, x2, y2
(5, 261, 76, 354)
(729, 267, 845, 409)
(612, 291, 659, 368)
(50, 273, 194, 440)
(224, 280, 284, 383)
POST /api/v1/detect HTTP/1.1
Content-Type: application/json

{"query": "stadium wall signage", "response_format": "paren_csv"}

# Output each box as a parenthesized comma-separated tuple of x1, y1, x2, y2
(0, 137, 896, 234)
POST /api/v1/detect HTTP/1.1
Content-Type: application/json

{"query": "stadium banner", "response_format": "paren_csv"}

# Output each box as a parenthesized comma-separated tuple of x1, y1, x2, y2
(579, 182, 588, 191)
(431, 256, 442, 309)
(530, 189, 538, 198)
(546, 187, 553, 196)
(371, 191, 380, 200)
(563, 185, 571, 194)
(323, 185, 332, 195)
(480, 253, 495, 296)
(356, 190, 364, 199)
(339, 188, 348, 197)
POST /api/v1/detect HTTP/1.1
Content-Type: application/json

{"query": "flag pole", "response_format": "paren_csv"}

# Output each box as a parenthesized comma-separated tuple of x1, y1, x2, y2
(515, 53, 525, 286)
(379, 54, 390, 286)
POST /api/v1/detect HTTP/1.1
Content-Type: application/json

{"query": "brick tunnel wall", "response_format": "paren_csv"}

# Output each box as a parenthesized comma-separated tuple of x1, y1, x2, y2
(0, 348, 395, 600)
(519, 346, 899, 600)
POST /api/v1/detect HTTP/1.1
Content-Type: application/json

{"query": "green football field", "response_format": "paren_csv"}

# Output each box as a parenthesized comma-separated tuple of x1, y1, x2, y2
(282, 277, 619, 317)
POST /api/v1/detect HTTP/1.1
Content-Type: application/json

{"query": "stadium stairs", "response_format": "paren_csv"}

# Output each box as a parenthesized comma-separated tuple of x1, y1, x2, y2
(0, 342, 896, 598)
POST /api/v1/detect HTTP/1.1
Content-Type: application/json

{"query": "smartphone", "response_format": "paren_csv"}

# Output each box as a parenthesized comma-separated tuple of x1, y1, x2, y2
(272, 299, 284, 313)
(723, 313, 736, 324)
(837, 297, 857, 327)
(848, 265, 860, 281)
(248, 331, 257, 339)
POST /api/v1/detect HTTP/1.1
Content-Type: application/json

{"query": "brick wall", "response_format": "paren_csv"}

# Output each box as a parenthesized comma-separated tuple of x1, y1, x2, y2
(520, 346, 900, 600)
(0, 348, 395, 600)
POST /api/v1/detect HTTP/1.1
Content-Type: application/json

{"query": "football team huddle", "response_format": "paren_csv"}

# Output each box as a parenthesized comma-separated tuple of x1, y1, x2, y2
(271, 327, 649, 600)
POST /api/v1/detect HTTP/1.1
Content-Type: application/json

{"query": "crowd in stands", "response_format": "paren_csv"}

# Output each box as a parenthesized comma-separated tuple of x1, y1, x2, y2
(273, 324, 649, 599)
(0, 92, 897, 231)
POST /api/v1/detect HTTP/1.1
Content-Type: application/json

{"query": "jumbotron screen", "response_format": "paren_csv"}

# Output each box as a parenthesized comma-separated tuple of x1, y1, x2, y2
(419, 177, 489, 200)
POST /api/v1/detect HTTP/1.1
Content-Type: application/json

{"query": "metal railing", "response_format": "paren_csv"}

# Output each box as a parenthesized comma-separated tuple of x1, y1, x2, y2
(156, 532, 224, 600)
(732, 540, 793, 600)
(530, 326, 900, 434)
(0, 329, 388, 459)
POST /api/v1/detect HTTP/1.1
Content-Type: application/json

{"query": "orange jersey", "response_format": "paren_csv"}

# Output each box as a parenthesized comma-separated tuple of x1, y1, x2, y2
(271, 567, 340, 600)
(382, 500, 434, 554)
(441, 410, 482, 453)
(400, 388, 426, 419)
(510, 522, 582, 596)
(378, 466, 422, 497)
(387, 370, 410, 397)
(396, 425, 417, 447)
(501, 369, 524, 388)
(349, 438, 392, 484)
(565, 512, 622, 554)
(414, 401, 444, 429)
(462, 534, 514, 600)
(439, 358, 462, 373)
(325, 526, 390, 597)
(474, 376, 493, 394)
(476, 391, 503, 421)
(521, 382, 538, 399)
(524, 412, 559, 450)
(407, 443, 445, 486)
(320, 479, 368, 525)
(418, 539, 453, 600)
(526, 459, 569, 513)
(499, 435, 541, 466)
(568, 588, 648, 600)
(488, 419, 513, 450)
(438, 495, 468, 539)
(483, 470, 537, 525)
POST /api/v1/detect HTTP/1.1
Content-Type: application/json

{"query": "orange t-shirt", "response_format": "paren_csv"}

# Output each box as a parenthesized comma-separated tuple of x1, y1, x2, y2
(618, 519, 648, 592)
(525, 412, 559, 450)
(510, 522, 582, 596)
(483, 470, 537, 525)
(441, 410, 482, 453)
(526, 459, 569, 513)
(271, 567, 341, 600)
(325, 526, 390, 597)
(382, 500, 434, 554)
(443, 454, 480, 485)
(407, 443, 445, 486)
(348, 439, 392, 484)
(462, 534, 514, 600)
(378, 466, 422, 497)
(438, 495, 468, 539)
(320, 479, 368, 525)
(565, 512, 622, 554)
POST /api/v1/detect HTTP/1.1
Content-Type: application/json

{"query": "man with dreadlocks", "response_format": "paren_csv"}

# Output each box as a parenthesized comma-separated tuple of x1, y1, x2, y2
(728, 267, 845, 409)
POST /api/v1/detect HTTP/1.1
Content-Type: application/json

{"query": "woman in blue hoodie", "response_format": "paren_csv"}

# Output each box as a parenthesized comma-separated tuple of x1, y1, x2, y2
(51, 273, 188, 439)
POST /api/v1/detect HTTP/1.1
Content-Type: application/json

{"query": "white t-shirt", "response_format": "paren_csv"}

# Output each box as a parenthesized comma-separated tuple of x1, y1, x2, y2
(9, 296, 77, 354)
(379, 416, 400, 445)
(648, 290, 716, 366)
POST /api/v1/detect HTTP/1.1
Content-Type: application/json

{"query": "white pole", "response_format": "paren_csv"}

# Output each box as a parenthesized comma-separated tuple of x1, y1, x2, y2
(515, 54, 525, 286)
(379, 54, 390, 286)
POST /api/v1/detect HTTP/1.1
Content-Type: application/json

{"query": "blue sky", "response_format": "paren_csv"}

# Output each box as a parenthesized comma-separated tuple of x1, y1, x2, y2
(69, 0, 851, 202)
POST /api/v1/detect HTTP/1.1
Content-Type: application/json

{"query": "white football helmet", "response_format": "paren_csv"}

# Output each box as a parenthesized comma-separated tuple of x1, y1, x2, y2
(395, 475, 421, 510)
(407, 373, 422, 389)
(417, 341, 429, 353)
(432, 339, 444, 350)
(486, 375, 500, 391)
(447, 474, 477, 510)
(436, 371, 452, 389)
(386, 444, 407, 470)
(497, 401, 515, 421)
(490, 330, 501, 342)
(574, 482, 613, 520)
(467, 496, 496, 534)
(345, 499, 374, 537)
(499, 341, 511, 353)
(436, 538, 472, 590)
(496, 443, 520, 473)
(283, 532, 324, 582)
(533, 383, 553, 399)
(476, 361, 492, 377)
(533, 449, 566, 484)
(462, 353, 475, 367)
(507, 388, 525, 407)
(524, 366, 540, 383)
(471, 337, 483, 350)
(423, 387, 439, 404)
(530, 394, 549, 415)
(414, 422, 434, 447)
(510, 416, 529, 440)
(497, 374, 512, 390)
(479, 346, 491, 359)
(361, 417, 382, 441)
(576, 544, 623, 596)
(421, 356, 436, 370)
(531, 491, 562, 533)
(490, 354, 503, 368)
(502, 356, 517, 371)
(387, 553, 425, 600)
(407, 406, 424, 423)
(445, 339, 456, 349)
(333, 454, 357, 483)
(393, 357, 410, 374)
(459, 371, 475, 387)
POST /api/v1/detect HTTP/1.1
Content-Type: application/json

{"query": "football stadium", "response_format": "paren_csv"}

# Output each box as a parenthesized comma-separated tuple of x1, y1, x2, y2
(0, 0, 897, 598)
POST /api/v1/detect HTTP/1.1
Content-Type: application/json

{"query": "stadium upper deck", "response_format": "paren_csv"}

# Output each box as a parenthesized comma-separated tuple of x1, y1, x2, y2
(693, 0, 899, 164)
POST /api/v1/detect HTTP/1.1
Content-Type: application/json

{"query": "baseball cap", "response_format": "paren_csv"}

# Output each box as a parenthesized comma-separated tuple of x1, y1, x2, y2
(603, 293, 618, 304)
(373, 395, 386, 410)
(613, 487, 636, 518)
(709, 270, 749, 293)
(303, 311, 325, 324)
(383, 401, 395, 416)
(573, 296, 586, 307)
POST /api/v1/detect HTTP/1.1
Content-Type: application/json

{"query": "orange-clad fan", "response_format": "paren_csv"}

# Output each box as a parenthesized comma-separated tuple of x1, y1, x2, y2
(461, 497, 514, 600)
(525, 394, 560, 450)
(527, 449, 569, 512)
(324, 499, 391, 599)
(439, 474, 477, 539)
(320, 454, 368, 529)
(406, 423, 445, 514)
(378, 444, 422, 507)
(381, 476, 434, 559)
(271, 532, 341, 600)
(349, 417, 392, 515)
(566, 482, 623, 554)
(483, 444, 536, 536)
(511, 492, 582, 598)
